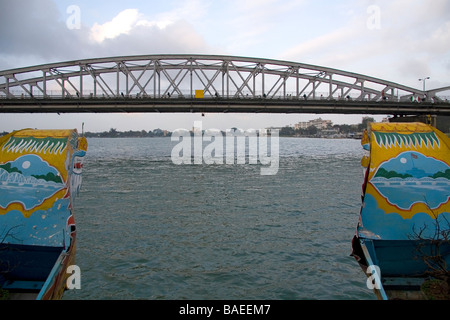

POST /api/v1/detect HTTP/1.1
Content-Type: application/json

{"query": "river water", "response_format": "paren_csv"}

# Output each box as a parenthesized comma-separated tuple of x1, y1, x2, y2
(63, 136, 376, 300)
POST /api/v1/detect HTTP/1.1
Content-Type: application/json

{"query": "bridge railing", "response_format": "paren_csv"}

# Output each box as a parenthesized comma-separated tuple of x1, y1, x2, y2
(1, 90, 448, 104)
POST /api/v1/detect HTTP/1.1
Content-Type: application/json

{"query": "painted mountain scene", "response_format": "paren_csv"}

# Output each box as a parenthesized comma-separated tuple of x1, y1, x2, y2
(0, 154, 64, 211)
(370, 151, 450, 211)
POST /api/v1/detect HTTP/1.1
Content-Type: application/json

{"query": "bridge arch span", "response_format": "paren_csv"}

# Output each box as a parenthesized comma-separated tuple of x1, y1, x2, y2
(0, 54, 449, 115)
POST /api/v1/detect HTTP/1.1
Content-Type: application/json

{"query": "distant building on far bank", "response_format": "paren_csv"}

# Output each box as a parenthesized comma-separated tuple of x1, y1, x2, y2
(294, 117, 332, 130)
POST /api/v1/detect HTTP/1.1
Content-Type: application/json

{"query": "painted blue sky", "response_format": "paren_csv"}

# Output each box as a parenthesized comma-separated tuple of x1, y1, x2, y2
(371, 151, 450, 210)
(8, 154, 60, 177)
(1, 0, 449, 132)
(379, 152, 450, 178)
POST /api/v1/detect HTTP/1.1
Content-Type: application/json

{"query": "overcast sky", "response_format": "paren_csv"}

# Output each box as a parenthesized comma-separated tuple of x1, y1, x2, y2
(1, 0, 449, 132)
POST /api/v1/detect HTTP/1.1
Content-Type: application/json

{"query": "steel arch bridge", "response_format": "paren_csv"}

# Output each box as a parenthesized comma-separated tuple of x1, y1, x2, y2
(1, 54, 449, 115)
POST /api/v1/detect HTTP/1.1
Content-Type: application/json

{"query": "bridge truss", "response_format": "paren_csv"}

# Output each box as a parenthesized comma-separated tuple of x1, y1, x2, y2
(0, 54, 449, 115)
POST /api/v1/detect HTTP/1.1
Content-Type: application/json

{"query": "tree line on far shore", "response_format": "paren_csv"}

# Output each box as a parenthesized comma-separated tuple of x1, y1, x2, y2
(0, 117, 375, 138)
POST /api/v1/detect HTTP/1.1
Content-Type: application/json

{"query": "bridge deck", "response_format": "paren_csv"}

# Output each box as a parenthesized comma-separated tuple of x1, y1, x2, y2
(1, 97, 449, 115)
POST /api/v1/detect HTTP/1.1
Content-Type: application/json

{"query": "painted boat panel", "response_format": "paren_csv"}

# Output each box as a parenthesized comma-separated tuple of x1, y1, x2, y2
(352, 122, 450, 299)
(0, 129, 86, 300)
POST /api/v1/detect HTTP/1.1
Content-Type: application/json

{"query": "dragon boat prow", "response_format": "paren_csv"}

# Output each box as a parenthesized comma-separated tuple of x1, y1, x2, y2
(0, 129, 87, 300)
(352, 122, 450, 300)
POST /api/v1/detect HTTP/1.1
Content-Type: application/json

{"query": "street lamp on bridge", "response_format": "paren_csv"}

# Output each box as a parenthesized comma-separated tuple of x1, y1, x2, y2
(418, 76, 430, 92)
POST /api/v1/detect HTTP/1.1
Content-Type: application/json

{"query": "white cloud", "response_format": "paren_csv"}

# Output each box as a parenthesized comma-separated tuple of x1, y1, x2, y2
(278, 0, 450, 87)
(89, 1, 211, 44)
(90, 9, 141, 43)
(135, 19, 172, 30)
(0, 1, 216, 70)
